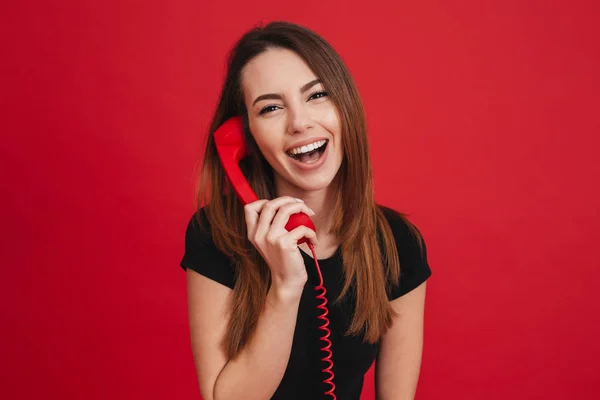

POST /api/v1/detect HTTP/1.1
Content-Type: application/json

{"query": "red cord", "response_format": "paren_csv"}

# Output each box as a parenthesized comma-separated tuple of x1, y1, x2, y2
(308, 242, 336, 399)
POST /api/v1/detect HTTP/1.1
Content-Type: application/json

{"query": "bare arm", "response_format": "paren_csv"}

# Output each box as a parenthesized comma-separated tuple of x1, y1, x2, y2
(375, 281, 427, 400)
(186, 269, 302, 400)
(186, 197, 317, 400)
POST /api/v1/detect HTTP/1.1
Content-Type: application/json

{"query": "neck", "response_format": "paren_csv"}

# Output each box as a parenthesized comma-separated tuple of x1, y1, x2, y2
(274, 177, 338, 240)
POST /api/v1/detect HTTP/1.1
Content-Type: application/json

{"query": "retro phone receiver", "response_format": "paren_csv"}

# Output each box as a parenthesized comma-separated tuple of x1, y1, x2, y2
(213, 116, 316, 245)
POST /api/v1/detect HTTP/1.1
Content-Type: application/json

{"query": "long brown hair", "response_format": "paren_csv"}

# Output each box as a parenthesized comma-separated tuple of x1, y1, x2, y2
(195, 21, 410, 359)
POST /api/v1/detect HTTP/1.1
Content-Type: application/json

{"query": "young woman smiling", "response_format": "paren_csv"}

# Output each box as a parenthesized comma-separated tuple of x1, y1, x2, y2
(180, 21, 432, 400)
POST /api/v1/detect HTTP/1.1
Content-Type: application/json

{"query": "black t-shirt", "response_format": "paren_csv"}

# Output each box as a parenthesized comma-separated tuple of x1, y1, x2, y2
(180, 205, 432, 399)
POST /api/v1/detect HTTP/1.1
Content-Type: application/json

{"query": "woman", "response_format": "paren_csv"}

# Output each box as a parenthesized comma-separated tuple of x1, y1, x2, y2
(180, 21, 432, 400)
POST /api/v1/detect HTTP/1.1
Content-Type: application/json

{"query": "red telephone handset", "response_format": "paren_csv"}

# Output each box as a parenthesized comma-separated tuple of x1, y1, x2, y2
(213, 116, 336, 399)
(213, 116, 316, 244)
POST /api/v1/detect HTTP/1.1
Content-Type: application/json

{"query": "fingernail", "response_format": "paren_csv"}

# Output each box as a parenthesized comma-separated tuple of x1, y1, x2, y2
(295, 198, 303, 202)
(309, 208, 316, 215)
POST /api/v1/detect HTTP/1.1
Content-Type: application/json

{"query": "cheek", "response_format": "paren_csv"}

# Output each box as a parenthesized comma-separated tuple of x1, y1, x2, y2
(318, 106, 342, 137)
(248, 120, 269, 149)
(250, 117, 287, 147)
(249, 127, 283, 163)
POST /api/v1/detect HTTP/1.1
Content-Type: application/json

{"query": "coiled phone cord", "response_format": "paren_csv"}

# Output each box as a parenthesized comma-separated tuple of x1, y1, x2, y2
(307, 242, 336, 399)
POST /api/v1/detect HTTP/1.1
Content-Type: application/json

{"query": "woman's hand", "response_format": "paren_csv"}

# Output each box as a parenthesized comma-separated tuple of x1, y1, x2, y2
(244, 196, 318, 296)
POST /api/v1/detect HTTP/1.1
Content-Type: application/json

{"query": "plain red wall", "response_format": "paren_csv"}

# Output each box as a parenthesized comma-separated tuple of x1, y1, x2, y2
(2, 1, 599, 399)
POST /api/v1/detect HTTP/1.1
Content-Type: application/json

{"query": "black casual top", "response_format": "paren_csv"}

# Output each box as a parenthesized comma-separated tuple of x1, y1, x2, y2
(180, 205, 432, 400)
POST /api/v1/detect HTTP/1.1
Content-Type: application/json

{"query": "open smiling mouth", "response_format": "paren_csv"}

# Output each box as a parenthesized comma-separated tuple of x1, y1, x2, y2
(286, 139, 329, 164)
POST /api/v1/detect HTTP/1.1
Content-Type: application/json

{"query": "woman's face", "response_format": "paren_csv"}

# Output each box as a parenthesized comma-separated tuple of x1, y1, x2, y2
(241, 47, 343, 194)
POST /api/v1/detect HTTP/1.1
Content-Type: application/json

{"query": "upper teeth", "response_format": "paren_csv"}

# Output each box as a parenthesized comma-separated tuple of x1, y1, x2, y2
(289, 140, 327, 155)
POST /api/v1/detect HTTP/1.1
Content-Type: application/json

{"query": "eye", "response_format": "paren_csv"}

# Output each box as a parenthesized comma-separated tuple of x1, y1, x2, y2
(309, 91, 328, 101)
(259, 105, 281, 115)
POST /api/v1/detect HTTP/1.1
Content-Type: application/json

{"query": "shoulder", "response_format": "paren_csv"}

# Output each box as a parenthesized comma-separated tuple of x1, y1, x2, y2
(377, 204, 432, 299)
(184, 207, 210, 242)
(377, 204, 425, 254)
(180, 207, 237, 289)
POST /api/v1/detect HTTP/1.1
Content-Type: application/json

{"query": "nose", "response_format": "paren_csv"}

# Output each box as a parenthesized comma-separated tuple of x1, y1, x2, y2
(286, 104, 314, 135)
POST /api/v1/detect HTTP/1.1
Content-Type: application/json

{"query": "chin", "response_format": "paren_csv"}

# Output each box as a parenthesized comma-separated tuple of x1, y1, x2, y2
(291, 178, 335, 192)
(278, 165, 342, 194)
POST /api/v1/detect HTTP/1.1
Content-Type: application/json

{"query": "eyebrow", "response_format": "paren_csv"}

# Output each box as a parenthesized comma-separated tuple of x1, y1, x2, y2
(252, 79, 322, 107)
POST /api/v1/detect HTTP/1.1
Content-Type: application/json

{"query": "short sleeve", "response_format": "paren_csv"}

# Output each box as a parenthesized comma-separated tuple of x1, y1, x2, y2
(380, 206, 432, 301)
(180, 208, 237, 289)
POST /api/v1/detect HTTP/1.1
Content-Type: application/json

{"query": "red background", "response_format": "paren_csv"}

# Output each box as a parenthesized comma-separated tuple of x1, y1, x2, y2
(2, 1, 599, 399)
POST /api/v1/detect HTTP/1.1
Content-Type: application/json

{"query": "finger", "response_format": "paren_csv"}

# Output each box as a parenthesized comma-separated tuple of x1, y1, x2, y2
(244, 199, 269, 214)
(281, 225, 319, 247)
(254, 196, 304, 240)
(270, 202, 315, 233)
(244, 199, 269, 239)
